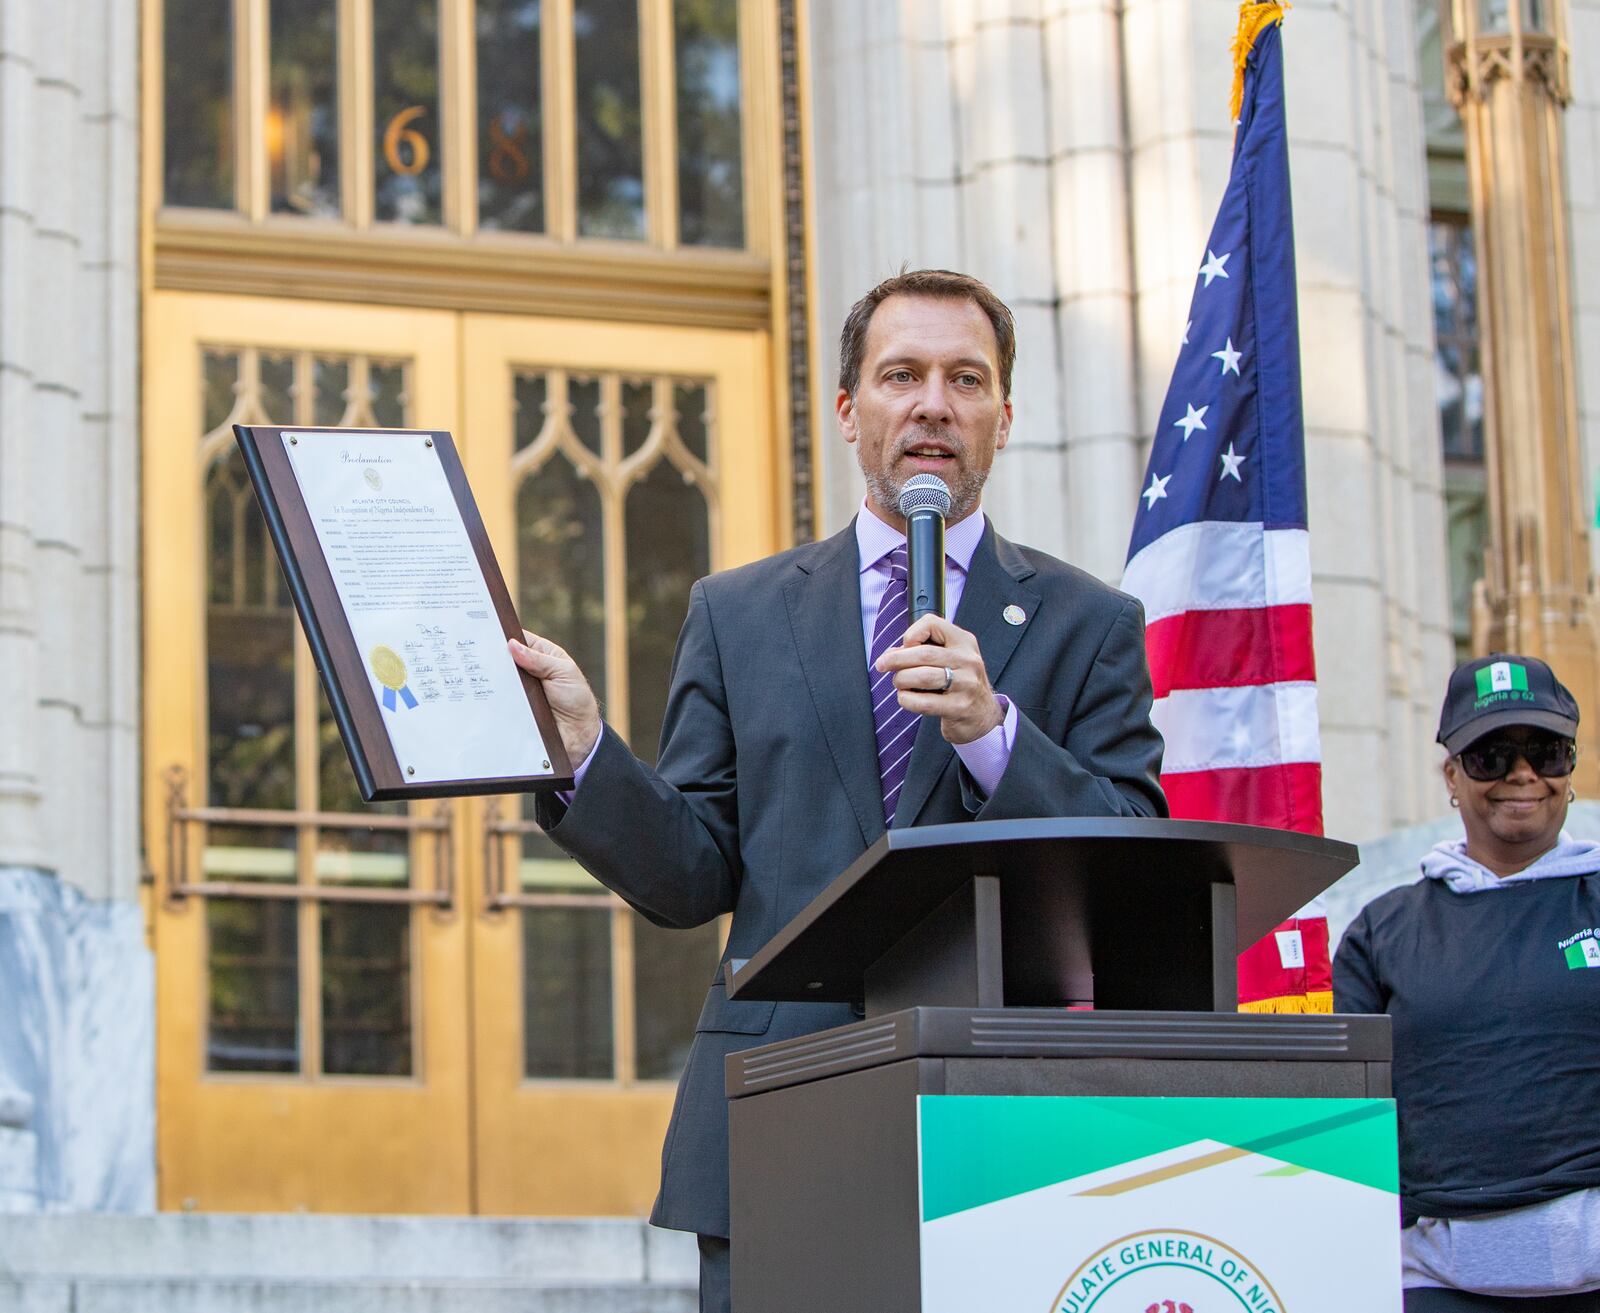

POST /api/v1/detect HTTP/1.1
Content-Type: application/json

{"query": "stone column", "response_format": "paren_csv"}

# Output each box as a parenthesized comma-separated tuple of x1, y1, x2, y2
(1047, 0, 1145, 584)
(0, 0, 151, 1214)
(807, 0, 1143, 567)
(0, 0, 141, 898)
(1447, 0, 1600, 790)
(0, 0, 47, 870)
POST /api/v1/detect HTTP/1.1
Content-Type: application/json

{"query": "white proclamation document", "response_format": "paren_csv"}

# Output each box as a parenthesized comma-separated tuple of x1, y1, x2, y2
(282, 429, 552, 784)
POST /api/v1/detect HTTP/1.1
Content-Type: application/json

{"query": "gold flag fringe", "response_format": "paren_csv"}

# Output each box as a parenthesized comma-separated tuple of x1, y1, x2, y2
(1238, 990, 1333, 1015)
(1230, 2, 1290, 121)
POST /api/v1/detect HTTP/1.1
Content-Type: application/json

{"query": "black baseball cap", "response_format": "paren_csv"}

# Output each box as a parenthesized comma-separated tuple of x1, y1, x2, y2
(1437, 653, 1580, 756)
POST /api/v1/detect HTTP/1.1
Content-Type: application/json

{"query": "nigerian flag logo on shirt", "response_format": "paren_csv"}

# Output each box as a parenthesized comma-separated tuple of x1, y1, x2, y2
(1563, 936, 1600, 970)
(1476, 661, 1529, 705)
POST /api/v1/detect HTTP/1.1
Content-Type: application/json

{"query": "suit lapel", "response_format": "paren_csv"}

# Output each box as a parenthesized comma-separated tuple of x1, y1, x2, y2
(784, 524, 884, 847)
(895, 523, 1042, 827)
(955, 526, 1041, 692)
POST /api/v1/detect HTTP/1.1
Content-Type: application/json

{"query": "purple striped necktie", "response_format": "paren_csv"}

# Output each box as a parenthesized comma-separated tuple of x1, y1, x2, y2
(870, 546, 922, 827)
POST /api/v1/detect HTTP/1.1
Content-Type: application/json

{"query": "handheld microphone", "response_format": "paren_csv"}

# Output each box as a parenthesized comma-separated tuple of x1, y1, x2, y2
(898, 474, 953, 623)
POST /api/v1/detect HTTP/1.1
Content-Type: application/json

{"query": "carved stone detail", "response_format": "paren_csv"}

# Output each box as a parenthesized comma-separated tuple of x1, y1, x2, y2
(1450, 2, 1599, 791)
(1445, 33, 1571, 107)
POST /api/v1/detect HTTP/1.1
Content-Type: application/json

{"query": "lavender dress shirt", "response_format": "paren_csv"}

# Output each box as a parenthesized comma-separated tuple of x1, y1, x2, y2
(562, 502, 1017, 797)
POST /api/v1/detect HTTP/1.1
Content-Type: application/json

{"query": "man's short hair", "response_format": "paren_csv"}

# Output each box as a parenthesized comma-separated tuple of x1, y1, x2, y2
(837, 269, 1017, 401)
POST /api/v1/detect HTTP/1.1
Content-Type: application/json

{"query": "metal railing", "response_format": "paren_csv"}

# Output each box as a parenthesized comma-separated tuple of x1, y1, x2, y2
(480, 797, 619, 915)
(163, 766, 454, 915)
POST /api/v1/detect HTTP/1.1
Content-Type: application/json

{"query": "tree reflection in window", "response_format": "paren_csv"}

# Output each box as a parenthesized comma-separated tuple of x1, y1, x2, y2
(524, 906, 614, 1079)
(163, 0, 233, 209)
(269, 0, 341, 217)
(626, 457, 709, 764)
(197, 343, 418, 1078)
(202, 352, 302, 1071)
(1431, 215, 1488, 662)
(322, 902, 413, 1076)
(513, 376, 613, 1067)
(518, 453, 607, 701)
(161, 0, 757, 249)
(205, 447, 296, 819)
(208, 899, 300, 1073)
(374, 0, 443, 224)
(1431, 217, 1484, 462)
(510, 366, 719, 1084)
(675, 0, 744, 248)
(574, 0, 645, 239)
(478, 0, 545, 233)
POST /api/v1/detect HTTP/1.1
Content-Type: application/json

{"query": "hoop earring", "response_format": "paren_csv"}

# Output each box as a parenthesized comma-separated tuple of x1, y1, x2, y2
(1569, 787, 1577, 803)
(1450, 796, 1460, 809)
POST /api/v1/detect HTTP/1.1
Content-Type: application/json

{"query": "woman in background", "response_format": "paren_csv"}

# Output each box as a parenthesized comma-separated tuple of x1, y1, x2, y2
(1335, 653, 1600, 1312)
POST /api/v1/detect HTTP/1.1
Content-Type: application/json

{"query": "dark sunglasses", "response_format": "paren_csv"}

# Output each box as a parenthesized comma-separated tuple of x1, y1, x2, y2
(1457, 733, 1578, 782)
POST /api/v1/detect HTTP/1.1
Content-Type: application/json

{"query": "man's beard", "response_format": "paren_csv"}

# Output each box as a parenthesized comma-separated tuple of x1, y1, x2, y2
(859, 423, 990, 522)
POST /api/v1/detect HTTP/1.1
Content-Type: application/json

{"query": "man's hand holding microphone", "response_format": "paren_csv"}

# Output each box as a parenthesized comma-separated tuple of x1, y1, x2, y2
(873, 473, 1003, 746)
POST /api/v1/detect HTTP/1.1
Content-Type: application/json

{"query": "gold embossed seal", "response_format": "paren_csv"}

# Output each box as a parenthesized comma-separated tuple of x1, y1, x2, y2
(370, 646, 418, 711)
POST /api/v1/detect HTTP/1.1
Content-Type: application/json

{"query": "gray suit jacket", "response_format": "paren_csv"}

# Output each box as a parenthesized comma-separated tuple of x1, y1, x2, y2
(536, 519, 1166, 1237)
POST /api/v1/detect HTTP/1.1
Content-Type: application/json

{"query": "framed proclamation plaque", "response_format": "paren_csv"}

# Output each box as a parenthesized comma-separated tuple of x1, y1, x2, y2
(234, 424, 574, 801)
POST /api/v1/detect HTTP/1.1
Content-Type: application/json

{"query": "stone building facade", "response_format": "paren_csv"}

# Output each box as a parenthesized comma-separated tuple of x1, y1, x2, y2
(808, 0, 1458, 843)
(0, 0, 1594, 1224)
(0, 0, 153, 1209)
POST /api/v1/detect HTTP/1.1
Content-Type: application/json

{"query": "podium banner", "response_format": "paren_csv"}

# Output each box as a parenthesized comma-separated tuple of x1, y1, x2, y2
(917, 1096, 1400, 1312)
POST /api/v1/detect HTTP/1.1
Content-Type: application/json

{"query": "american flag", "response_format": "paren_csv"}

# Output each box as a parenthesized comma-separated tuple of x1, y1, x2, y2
(1121, 11, 1331, 1012)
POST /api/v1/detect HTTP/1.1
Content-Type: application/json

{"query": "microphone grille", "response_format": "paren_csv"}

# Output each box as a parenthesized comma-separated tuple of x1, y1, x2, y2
(898, 473, 953, 518)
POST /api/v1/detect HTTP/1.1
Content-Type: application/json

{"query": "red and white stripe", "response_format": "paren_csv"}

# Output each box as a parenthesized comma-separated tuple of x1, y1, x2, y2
(1123, 523, 1322, 833)
(1124, 522, 1331, 1011)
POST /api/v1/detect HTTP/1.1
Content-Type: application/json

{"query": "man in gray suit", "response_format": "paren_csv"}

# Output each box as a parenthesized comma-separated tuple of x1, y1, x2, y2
(509, 269, 1166, 1311)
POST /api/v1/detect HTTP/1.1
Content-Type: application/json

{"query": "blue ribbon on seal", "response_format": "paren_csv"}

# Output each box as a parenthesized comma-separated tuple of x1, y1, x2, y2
(382, 685, 419, 711)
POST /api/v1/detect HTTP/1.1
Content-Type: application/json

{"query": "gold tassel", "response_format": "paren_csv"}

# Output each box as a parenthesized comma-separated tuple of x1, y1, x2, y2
(1230, 2, 1290, 121)
(1238, 990, 1333, 1015)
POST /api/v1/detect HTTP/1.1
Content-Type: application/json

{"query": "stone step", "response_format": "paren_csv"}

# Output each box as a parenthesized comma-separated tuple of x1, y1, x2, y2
(0, 1214, 699, 1311)
(0, 1213, 697, 1283)
(2, 1276, 695, 1313)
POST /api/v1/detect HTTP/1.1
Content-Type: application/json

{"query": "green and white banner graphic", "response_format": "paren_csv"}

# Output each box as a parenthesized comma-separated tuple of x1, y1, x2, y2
(918, 1096, 1400, 1312)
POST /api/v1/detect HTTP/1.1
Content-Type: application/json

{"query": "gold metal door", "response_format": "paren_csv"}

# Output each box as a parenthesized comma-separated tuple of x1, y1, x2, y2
(145, 293, 473, 1212)
(144, 0, 801, 1218)
(459, 313, 773, 1214)
(145, 295, 777, 1214)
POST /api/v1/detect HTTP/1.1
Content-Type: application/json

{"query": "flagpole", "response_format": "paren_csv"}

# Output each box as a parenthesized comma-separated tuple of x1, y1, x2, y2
(1122, 5, 1334, 1013)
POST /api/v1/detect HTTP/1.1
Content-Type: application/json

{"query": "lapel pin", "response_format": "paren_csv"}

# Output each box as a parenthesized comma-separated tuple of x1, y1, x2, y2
(1003, 604, 1026, 626)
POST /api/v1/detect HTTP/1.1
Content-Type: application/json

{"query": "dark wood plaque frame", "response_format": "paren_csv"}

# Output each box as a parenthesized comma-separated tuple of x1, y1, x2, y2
(234, 424, 574, 801)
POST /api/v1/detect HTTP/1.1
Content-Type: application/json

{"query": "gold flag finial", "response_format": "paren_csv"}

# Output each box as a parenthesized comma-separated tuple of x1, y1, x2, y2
(1230, 3, 1289, 121)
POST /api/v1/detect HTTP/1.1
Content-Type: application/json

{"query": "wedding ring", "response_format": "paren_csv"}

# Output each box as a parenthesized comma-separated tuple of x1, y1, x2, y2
(941, 665, 954, 693)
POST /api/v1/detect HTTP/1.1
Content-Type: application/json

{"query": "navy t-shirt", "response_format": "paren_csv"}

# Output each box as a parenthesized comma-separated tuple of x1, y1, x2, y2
(1333, 873, 1600, 1225)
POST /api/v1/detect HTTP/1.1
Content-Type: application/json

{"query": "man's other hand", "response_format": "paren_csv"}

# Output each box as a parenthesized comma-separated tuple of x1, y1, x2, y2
(875, 614, 1003, 746)
(509, 631, 603, 765)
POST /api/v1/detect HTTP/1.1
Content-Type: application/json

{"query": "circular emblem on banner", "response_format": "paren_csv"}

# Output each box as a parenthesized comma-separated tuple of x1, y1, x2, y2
(1049, 1230, 1285, 1313)
(364, 466, 383, 490)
